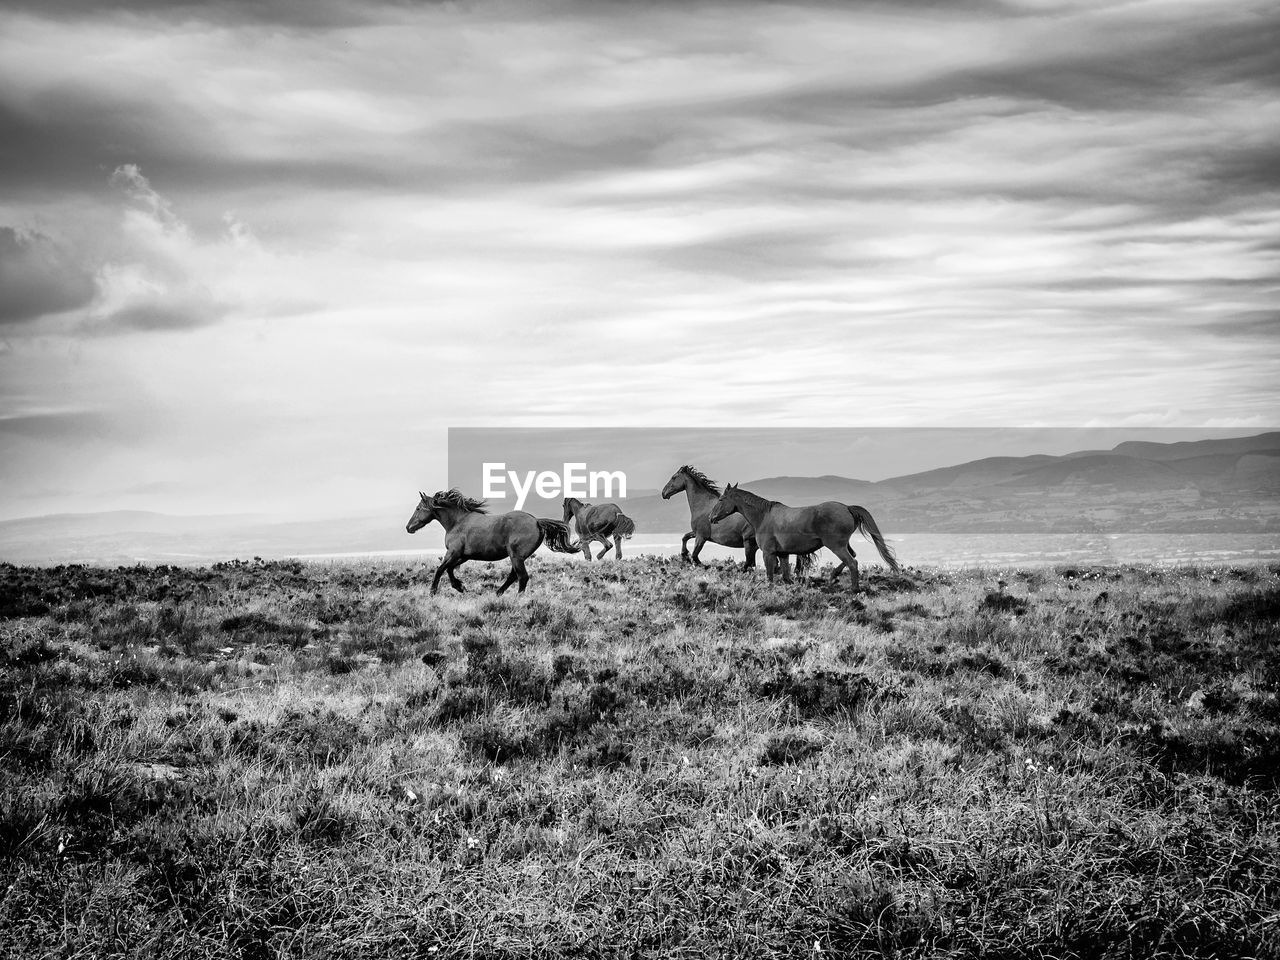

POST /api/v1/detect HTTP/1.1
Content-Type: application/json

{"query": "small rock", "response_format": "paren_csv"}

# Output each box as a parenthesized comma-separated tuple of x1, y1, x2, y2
(131, 762, 184, 782)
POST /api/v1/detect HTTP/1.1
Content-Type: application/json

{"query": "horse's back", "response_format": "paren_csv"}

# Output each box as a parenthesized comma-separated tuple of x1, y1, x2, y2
(499, 510, 544, 540)
(451, 510, 541, 558)
(586, 503, 621, 526)
(743, 501, 845, 552)
(812, 501, 857, 523)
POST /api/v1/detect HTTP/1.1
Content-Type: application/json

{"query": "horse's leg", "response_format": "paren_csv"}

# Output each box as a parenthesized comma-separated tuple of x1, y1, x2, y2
(690, 534, 708, 566)
(762, 550, 778, 583)
(446, 559, 467, 593)
(581, 535, 594, 561)
(829, 562, 846, 583)
(743, 537, 758, 571)
(613, 535, 622, 560)
(596, 538, 612, 560)
(496, 565, 519, 594)
(431, 552, 458, 595)
(513, 554, 531, 593)
(777, 553, 793, 584)
(831, 544, 859, 592)
(680, 531, 694, 562)
(496, 548, 522, 594)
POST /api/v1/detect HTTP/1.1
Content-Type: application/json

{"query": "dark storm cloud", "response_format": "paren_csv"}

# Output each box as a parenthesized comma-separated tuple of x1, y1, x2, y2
(854, 9, 1280, 113)
(1206, 143, 1280, 193)
(0, 76, 672, 198)
(2, 1, 1270, 212)
(0, 227, 97, 325)
(0, 88, 211, 194)
(1197, 311, 1279, 339)
(0, 0, 404, 28)
(0, 93, 399, 199)
(0, 411, 112, 440)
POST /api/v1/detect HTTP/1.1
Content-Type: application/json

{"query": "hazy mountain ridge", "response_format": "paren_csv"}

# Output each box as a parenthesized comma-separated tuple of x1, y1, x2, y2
(582, 433, 1280, 538)
(3, 433, 1278, 563)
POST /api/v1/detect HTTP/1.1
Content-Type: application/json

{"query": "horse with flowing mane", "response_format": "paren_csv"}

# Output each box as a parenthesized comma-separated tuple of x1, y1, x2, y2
(562, 497, 636, 561)
(660, 465, 820, 573)
(405, 489, 579, 594)
(709, 483, 898, 591)
(660, 465, 758, 569)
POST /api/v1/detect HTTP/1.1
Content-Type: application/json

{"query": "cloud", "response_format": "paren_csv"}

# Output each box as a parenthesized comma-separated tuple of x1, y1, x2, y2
(1, 162, 279, 335)
(0, 0, 395, 28)
(0, 410, 113, 440)
(0, 227, 97, 325)
(76, 165, 233, 331)
(99, 286, 230, 331)
(0, 0, 1277, 522)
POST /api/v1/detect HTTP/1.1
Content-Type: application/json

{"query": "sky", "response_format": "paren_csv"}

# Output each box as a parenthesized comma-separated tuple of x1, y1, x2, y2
(1, 0, 1278, 522)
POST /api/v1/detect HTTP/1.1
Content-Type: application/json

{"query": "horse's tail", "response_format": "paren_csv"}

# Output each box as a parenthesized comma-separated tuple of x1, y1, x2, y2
(613, 512, 636, 540)
(847, 505, 899, 572)
(537, 519, 581, 554)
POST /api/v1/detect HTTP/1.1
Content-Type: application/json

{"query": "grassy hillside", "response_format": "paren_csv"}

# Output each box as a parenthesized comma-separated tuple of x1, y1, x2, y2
(1, 558, 1278, 958)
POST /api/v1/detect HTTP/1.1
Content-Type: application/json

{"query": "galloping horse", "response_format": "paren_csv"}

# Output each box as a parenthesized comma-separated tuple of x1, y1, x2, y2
(709, 484, 898, 592)
(562, 497, 636, 561)
(405, 489, 579, 595)
(660, 465, 758, 569)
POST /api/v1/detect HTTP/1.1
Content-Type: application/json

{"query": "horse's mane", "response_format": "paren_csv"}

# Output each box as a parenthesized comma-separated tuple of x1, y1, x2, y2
(726, 485, 776, 510)
(428, 489, 487, 513)
(678, 465, 720, 495)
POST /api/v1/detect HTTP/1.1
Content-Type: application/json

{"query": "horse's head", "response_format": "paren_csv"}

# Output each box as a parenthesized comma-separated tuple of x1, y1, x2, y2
(709, 483, 742, 524)
(562, 497, 582, 524)
(660, 470, 686, 500)
(405, 491, 438, 534)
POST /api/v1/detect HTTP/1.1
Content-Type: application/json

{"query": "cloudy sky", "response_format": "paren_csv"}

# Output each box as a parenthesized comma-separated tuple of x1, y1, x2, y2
(1, 0, 1277, 521)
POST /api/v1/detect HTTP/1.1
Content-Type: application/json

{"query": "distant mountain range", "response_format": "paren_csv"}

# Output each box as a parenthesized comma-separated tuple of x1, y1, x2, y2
(614, 431, 1280, 536)
(2, 432, 1278, 564)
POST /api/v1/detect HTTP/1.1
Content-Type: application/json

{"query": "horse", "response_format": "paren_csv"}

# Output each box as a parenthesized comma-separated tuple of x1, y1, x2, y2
(562, 497, 636, 560)
(405, 489, 579, 595)
(709, 483, 899, 592)
(660, 465, 759, 569)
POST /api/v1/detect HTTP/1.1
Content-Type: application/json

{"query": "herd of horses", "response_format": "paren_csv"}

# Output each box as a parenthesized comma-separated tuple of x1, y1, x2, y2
(405, 465, 899, 595)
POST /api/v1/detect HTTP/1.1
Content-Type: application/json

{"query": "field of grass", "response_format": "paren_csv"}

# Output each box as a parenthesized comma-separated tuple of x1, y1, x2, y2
(1, 556, 1278, 959)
